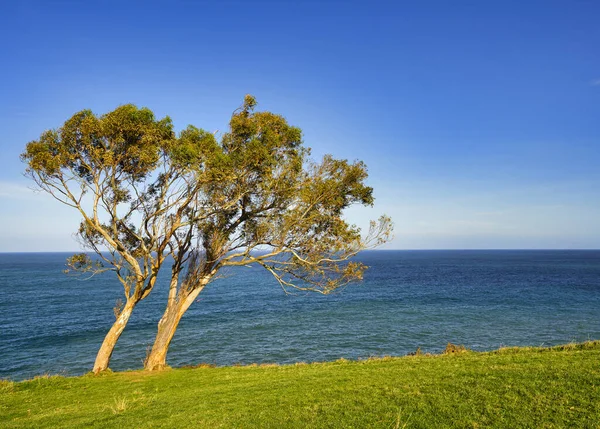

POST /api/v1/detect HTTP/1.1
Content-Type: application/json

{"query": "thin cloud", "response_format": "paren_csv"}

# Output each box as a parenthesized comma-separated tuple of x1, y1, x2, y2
(591, 78, 600, 86)
(475, 210, 507, 217)
(0, 181, 41, 200)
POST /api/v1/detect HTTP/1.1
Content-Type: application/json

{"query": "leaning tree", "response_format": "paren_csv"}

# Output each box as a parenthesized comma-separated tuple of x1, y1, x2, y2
(22, 96, 392, 373)
(21, 105, 207, 373)
(143, 96, 392, 370)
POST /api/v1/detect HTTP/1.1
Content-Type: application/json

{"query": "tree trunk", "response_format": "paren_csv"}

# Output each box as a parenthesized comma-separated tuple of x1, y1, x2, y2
(92, 299, 136, 374)
(145, 285, 206, 371)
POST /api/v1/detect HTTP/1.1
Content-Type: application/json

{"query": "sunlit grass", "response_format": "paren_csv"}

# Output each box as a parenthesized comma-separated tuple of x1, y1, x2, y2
(1, 341, 599, 428)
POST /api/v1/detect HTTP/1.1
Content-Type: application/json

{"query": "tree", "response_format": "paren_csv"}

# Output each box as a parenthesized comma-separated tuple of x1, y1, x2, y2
(21, 105, 203, 373)
(21, 96, 392, 374)
(143, 96, 392, 370)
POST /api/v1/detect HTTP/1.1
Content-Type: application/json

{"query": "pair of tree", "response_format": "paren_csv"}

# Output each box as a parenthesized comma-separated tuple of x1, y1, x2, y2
(21, 96, 392, 373)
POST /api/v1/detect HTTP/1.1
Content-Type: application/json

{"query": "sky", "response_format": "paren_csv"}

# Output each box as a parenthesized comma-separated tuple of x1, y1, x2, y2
(0, 0, 599, 251)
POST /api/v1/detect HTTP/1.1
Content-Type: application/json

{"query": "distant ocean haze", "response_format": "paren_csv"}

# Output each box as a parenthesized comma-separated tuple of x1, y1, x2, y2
(0, 250, 599, 381)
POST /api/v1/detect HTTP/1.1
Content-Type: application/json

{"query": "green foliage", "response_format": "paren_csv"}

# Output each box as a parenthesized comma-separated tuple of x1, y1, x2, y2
(169, 125, 220, 170)
(21, 96, 390, 294)
(21, 105, 174, 182)
(21, 95, 393, 371)
(63, 253, 104, 276)
(1, 341, 599, 428)
(20, 104, 178, 268)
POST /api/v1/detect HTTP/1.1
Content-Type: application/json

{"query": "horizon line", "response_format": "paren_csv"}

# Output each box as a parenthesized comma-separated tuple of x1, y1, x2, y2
(1, 248, 599, 254)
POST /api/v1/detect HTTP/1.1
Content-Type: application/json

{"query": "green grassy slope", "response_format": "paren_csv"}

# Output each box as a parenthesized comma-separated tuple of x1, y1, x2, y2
(1, 342, 599, 428)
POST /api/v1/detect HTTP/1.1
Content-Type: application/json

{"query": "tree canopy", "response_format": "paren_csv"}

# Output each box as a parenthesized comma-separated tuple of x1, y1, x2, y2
(21, 104, 199, 372)
(21, 95, 393, 372)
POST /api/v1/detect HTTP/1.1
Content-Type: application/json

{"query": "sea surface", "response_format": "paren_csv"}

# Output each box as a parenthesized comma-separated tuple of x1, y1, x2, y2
(0, 250, 599, 381)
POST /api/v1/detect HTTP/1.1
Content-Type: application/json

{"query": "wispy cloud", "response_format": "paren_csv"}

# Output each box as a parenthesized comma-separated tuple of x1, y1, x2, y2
(0, 181, 41, 200)
(474, 210, 507, 217)
(591, 78, 600, 86)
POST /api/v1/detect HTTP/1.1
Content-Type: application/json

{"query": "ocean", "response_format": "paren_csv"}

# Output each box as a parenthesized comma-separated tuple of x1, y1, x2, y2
(0, 250, 599, 381)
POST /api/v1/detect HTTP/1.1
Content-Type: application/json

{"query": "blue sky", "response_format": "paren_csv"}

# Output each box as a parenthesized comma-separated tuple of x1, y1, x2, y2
(0, 0, 599, 251)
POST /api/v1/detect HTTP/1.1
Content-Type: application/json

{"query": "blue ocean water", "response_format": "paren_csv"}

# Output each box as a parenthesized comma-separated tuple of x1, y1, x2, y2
(0, 250, 599, 381)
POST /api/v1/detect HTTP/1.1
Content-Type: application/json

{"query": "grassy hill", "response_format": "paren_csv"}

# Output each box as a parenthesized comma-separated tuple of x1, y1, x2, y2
(1, 341, 599, 428)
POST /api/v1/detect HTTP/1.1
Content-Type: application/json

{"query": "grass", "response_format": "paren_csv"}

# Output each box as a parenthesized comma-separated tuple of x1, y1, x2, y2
(1, 341, 599, 428)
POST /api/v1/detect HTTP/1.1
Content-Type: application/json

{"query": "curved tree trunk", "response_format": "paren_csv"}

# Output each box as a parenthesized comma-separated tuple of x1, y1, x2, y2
(92, 299, 136, 374)
(145, 286, 206, 371)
